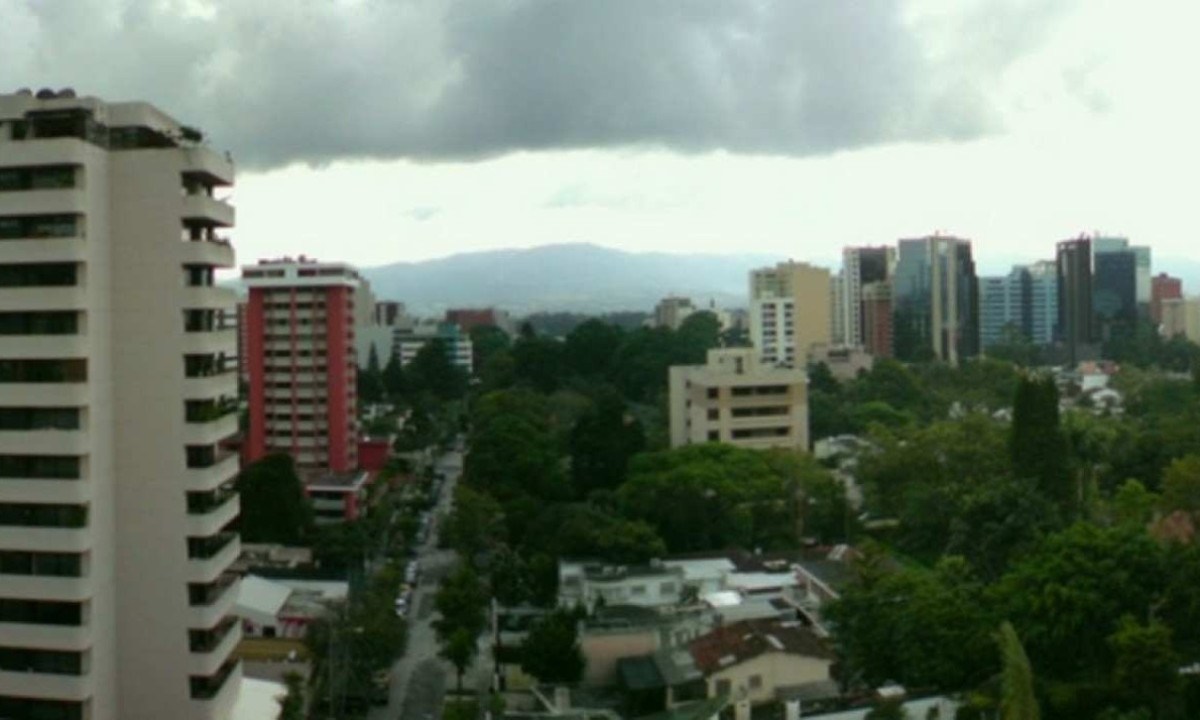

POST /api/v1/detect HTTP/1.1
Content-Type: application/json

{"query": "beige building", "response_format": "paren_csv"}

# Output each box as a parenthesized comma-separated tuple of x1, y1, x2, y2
(1161, 297, 1200, 343)
(749, 261, 831, 367)
(654, 295, 696, 331)
(669, 348, 809, 451)
(0, 91, 242, 719)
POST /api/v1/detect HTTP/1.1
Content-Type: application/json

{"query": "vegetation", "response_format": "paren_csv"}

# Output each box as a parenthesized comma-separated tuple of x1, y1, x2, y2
(235, 453, 313, 544)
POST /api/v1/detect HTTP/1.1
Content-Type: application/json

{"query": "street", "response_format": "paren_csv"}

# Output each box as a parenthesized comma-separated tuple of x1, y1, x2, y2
(367, 449, 464, 720)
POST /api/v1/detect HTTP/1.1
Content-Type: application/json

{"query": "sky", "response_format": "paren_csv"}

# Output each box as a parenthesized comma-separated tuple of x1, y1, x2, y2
(3, 0, 1199, 273)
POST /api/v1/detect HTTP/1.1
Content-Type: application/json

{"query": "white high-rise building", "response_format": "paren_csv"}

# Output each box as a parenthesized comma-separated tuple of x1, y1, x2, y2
(838, 246, 895, 349)
(0, 91, 241, 719)
(749, 261, 831, 368)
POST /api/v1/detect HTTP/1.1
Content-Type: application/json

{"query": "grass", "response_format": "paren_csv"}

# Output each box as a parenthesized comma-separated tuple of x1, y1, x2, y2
(234, 637, 310, 662)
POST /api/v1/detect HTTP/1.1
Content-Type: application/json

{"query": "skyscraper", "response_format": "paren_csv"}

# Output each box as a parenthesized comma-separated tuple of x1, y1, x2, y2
(243, 259, 361, 474)
(891, 235, 979, 365)
(1151, 273, 1183, 325)
(1093, 250, 1138, 339)
(838, 246, 894, 348)
(1056, 237, 1097, 365)
(0, 91, 242, 719)
(748, 261, 831, 367)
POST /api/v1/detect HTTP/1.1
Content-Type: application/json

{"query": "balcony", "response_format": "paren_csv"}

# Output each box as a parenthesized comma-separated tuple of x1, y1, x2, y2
(182, 414, 238, 447)
(0, 479, 91, 506)
(0, 574, 90, 602)
(0, 188, 87, 217)
(188, 534, 240, 584)
(186, 494, 239, 538)
(179, 238, 235, 269)
(0, 287, 86, 311)
(0, 335, 87, 360)
(187, 576, 240, 629)
(181, 194, 235, 228)
(0, 667, 92, 702)
(182, 147, 235, 187)
(188, 621, 241, 677)
(0, 429, 87, 456)
(182, 372, 237, 400)
(181, 328, 236, 355)
(188, 658, 241, 719)
(0, 238, 87, 264)
(0, 527, 90, 553)
(184, 453, 239, 492)
(182, 286, 237, 310)
(0, 622, 90, 652)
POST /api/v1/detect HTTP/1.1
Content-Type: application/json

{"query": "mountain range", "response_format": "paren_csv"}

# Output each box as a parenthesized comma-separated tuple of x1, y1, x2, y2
(359, 243, 786, 315)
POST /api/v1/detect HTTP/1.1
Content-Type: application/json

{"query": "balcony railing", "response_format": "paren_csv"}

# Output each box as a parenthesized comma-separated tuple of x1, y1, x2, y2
(189, 658, 239, 700)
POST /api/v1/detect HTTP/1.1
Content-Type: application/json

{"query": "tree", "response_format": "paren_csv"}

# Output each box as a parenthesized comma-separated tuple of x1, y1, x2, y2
(520, 609, 585, 684)
(1110, 479, 1158, 528)
(865, 701, 909, 720)
(996, 622, 1040, 720)
(408, 339, 467, 401)
(512, 330, 566, 394)
(277, 671, 305, 720)
(568, 391, 645, 497)
(470, 325, 511, 372)
(236, 453, 313, 544)
(440, 628, 477, 693)
(1011, 373, 1071, 510)
(434, 564, 488, 643)
(382, 352, 406, 399)
(1108, 616, 1178, 716)
(358, 344, 386, 404)
(673, 311, 721, 364)
(563, 319, 623, 378)
(1161, 454, 1200, 518)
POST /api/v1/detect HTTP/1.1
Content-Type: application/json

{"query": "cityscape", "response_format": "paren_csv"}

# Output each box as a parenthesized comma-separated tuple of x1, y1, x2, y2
(3, 3, 1200, 720)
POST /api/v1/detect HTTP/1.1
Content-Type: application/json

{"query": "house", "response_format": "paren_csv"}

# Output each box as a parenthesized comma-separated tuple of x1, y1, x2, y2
(234, 574, 347, 639)
(558, 560, 688, 611)
(621, 619, 836, 713)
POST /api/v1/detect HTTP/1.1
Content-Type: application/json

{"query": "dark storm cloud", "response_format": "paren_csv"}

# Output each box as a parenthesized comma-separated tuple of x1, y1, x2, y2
(0, 0, 1072, 169)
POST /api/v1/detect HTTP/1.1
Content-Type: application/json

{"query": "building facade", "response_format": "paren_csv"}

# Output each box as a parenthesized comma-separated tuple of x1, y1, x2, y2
(668, 348, 809, 451)
(1093, 249, 1138, 339)
(0, 91, 242, 720)
(1056, 237, 1097, 365)
(861, 281, 893, 358)
(838, 246, 894, 349)
(749, 262, 831, 368)
(393, 321, 474, 374)
(243, 259, 360, 473)
(1151, 273, 1183, 326)
(654, 296, 696, 331)
(891, 235, 979, 365)
(1161, 298, 1200, 343)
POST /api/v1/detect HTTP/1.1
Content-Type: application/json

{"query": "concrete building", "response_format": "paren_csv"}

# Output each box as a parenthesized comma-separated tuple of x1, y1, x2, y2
(1151, 273, 1183, 326)
(0, 90, 242, 719)
(1056, 237, 1098, 365)
(860, 282, 893, 358)
(891, 235, 980, 365)
(837, 246, 894, 348)
(669, 348, 809, 451)
(242, 259, 360, 473)
(393, 321, 474, 374)
(978, 264, 1058, 350)
(445, 307, 512, 335)
(305, 470, 371, 524)
(1162, 298, 1200, 343)
(654, 296, 696, 331)
(749, 261, 832, 367)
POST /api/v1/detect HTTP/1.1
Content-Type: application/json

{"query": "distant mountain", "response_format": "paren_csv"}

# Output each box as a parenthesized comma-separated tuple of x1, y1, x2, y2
(359, 243, 783, 315)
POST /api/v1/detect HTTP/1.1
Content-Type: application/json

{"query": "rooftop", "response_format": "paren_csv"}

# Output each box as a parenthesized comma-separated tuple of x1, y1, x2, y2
(687, 618, 834, 675)
(305, 470, 370, 492)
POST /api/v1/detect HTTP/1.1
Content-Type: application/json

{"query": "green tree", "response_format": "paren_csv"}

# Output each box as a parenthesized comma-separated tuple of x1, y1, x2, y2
(358, 344, 386, 404)
(470, 325, 511, 372)
(277, 671, 305, 720)
(568, 391, 646, 497)
(1110, 479, 1158, 528)
(1108, 616, 1178, 716)
(1010, 373, 1071, 510)
(865, 701, 909, 720)
(563, 319, 623, 378)
(444, 485, 506, 562)
(235, 453, 313, 544)
(440, 627, 477, 693)
(997, 621, 1040, 720)
(512, 330, 566, 394)
(520, 609, 585, 684)
(1161, 454, 1200, 518)
(434, 564, 488, 642)
(382, 351, 406, 399)
(408, 338, 467, 401)
(674, 311, 721, 364)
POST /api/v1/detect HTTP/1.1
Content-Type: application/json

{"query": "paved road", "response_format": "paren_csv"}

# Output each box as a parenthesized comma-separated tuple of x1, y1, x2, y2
(367, 450, 463, 720)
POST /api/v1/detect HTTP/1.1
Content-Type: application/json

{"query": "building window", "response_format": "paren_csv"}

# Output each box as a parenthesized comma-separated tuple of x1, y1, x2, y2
(0, 504, 87, 528)
(715, 679, 731, 696)
(0, 455, 80, 479)
(0, 551, 82, 577)
(707, 408, 719, 420)
(0, 165, 77, 191)
(706, 388, 718, 399)
(0, 599, 82, 626)
(0, 311, 78, 335)
(0, 408, 79, 430)
(0, 359, 86, 383)
(630, 585, 646, 597)
(0, 262, 77, 287)
(707, 431, 719, 442)
(0, 214, 79, 240)
(660, 582, 676, 595)
(189, 659, 239, 700)
(188, 576, 237, 607)
(749, 674, 763, 690)
(0, 646, 83, 675)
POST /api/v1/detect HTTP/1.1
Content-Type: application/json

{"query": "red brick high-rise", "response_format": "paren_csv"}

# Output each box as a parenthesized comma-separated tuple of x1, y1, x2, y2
(861, 281, 894, 359)
(242, 259, 359, 473)
(1151, 273, 1183, 325)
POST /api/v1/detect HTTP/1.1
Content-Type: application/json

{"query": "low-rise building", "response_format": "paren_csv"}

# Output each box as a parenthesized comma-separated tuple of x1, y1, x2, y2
(655, 296, 697, 330)
(669, 348, 809, 450)
(306, 470, 372, 524)
(394, 320, 474, 374)
(810, 344, 874, 381)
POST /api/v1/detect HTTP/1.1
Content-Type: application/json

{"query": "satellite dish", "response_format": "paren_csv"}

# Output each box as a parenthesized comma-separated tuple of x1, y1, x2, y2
(58, 88, 76, 98)
(36, 88, 56, 99)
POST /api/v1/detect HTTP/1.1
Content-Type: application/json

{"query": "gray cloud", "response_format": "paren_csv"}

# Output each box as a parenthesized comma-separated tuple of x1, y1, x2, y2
(0, 0, 1073, 169)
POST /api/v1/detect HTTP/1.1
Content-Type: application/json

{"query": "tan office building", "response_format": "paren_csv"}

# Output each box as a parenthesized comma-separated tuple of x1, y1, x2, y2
(749, 261, 831, 367)
(0, 91, 241, 720)
(669, 349, 809, 451)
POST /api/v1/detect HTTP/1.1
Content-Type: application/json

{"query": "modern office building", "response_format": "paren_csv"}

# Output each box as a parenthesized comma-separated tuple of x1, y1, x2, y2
(1056, 237, 1097, 365)
(749, 261, 831, 367)
(0, 91, 242, 719)
(1093, 249, 1138, 339)
(861, 281, 894, 358)
(394, 321, 474, 374)
(1151, 273, 1183, 326)
(653, 296, 696, 331)
(668, 348, 809, 451)
(242, 259, 360, 473)
(838, 246, 894, 348)
(1026, 261, 1059, 346)
(979, 263, 1059, 351)
(891, 235, 979, 365)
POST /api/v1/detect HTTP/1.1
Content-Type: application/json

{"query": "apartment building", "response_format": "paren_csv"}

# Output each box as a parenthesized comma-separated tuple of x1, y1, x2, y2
(668, 348, 809, 451)
(653, 296, 696, 331)
(0, 90, 242, 719)
(242, 259, 359, 473)
(749, 261, 831, 368)
(837, 246, 894, 348)
(393, 321, 474, 374)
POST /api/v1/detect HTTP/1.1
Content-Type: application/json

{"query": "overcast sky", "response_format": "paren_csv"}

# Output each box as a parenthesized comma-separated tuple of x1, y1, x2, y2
(3, 0, 1198, 272)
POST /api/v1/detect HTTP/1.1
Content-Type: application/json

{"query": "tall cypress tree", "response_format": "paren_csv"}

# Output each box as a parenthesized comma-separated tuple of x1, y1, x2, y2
(1010, 373, 1070, 510)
